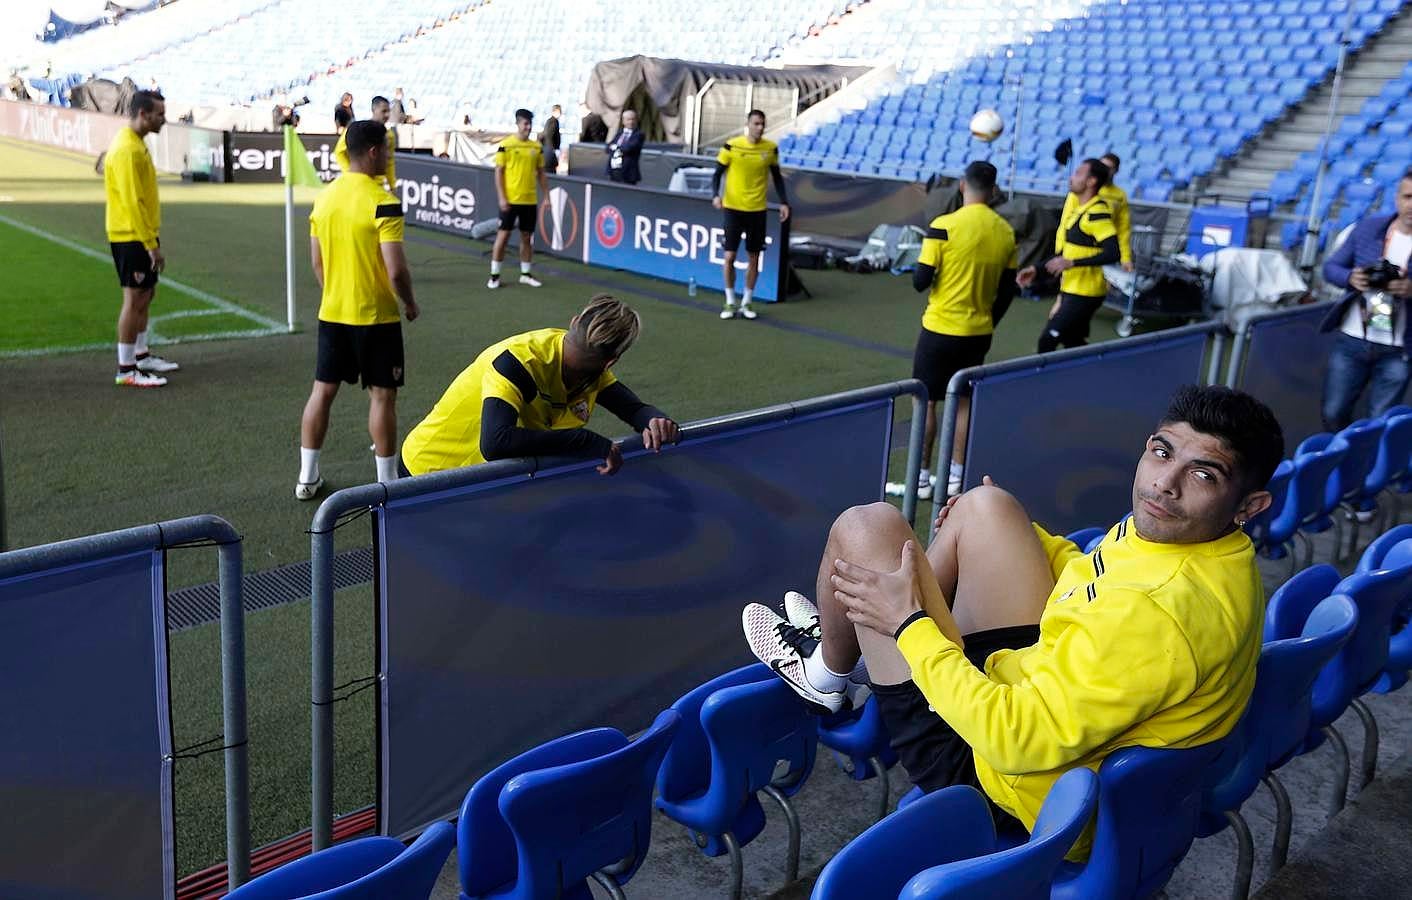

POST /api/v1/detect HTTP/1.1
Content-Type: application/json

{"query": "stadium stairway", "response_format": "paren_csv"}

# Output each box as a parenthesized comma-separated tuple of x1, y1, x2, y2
(1202, 1, 1412, 234)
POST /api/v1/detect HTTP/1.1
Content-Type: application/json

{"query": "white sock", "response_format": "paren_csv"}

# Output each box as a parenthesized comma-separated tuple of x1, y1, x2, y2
(299, 447, 321, 484)
(725, 287, 736, 307)
(919, 468, 931, 486)
(135, 330, 149, 355)
(375, 454, 398, 483)
(742, 288, 753, 305)
(118, 342, 137, 368)
(803, 649, 849, 694)
(489, 260, 502, 277)
(950, 462, 964, 480)
(520, 261, 532, 275)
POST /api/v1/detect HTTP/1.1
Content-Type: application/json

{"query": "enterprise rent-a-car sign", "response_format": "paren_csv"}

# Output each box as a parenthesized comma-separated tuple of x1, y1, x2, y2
(397, 154, 786, 301)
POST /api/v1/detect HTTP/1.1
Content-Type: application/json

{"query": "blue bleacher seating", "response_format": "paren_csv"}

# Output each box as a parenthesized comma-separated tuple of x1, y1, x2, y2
(226, 822, 454, 900)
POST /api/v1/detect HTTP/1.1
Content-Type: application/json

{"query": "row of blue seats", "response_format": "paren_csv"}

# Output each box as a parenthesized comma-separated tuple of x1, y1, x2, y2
(222, 502, 1412, 899)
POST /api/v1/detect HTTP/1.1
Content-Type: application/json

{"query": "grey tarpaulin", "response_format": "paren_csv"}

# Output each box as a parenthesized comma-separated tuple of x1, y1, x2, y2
(71, 76, 141, 115)
(584, 56, 866, 143)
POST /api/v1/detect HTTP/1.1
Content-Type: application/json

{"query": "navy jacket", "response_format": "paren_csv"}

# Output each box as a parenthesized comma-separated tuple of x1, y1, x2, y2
(1320, 213, 1412, 343)
(606, 127, 644, 184)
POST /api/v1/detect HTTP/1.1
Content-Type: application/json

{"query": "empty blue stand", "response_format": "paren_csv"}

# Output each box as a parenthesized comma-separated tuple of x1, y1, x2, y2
(813, 769, 1098, 900)
(226, 823, 454, 900)
(457, 710, 679, 900)
(655, 664, 818, 900)
(1197, 594, 1358, 894)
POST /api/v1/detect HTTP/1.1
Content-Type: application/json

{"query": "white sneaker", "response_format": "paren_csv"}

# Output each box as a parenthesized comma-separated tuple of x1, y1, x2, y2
(883, 479, 932, 500)
(947, 472, 962, 497)
(720, 305, 737, 319)
(115, 369, 166, 388)
(739, 303, 758, 320)
(137, 354, 180, 373)
(486, 277, 500, 289)
(782, 590, 821, 638)
(742, 603, 846, 714)
(294, 477, 324, 501)
(518, 274, 542, 287)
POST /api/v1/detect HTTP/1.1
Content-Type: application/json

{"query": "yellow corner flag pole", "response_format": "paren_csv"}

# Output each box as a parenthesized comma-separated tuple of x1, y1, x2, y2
(283, 125, 323, 333)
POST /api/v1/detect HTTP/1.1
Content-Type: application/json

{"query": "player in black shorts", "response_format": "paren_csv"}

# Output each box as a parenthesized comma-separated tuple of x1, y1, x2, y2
(489, 108, 549, 289)
(712, 110, 790, 320)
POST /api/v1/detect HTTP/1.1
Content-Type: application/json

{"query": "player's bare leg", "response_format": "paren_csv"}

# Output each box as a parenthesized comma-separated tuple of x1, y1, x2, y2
(739, 251, 761, 319)
(518, 230, 541, 287)
(720, 251, 738, 318)
(488, 228, 511, 288)
(115, 286, 166, 386)
(367, 387, 397, 458)
(296, 380, 340, 499)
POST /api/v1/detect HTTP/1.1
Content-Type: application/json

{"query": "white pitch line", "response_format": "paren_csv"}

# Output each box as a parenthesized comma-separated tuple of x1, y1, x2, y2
(0, 212, 287, 332)
(0, 327, 293, 360)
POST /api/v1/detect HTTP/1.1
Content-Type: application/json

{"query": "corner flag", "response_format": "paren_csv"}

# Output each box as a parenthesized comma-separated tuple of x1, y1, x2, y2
(282, 125, 322, 332)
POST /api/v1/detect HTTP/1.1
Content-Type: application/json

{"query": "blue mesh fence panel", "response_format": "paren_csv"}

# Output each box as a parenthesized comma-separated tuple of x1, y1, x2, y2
(1235, 304, 1335, 446)
(374, 400, 894, 837)
(0, 550, 172, 900)
(963, 332, 1209, 534)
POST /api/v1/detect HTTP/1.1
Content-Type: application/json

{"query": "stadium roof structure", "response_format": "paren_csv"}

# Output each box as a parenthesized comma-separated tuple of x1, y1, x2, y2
(585, 54, 866, 146)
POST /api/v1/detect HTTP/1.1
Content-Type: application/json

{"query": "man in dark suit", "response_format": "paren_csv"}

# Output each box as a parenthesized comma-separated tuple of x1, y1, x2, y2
(606, 109, 644, 185)
(579, 102, 608, 143)
(541, 104, 562, 172)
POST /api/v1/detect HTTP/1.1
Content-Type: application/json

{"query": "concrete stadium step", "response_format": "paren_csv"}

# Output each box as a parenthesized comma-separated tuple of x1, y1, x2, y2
(1201, 6, 1412, 204)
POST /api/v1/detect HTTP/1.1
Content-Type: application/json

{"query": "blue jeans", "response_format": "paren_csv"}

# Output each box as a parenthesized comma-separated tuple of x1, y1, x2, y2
(1322, 332, 1411, 432)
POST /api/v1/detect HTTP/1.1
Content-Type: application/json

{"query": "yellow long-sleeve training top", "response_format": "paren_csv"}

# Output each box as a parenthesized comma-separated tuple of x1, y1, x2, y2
(896, 517, 1263, 856)
(104, 126, 160, 249)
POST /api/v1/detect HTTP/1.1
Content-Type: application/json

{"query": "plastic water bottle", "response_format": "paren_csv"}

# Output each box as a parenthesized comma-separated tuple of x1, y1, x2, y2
(687, 277, 697, 297)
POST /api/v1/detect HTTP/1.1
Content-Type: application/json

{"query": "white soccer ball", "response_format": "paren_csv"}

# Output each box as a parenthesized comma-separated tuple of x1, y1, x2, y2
(969, 108, 1005, 143)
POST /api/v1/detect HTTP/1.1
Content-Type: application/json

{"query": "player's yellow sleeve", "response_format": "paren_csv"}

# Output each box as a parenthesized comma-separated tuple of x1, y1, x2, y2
(481, 363, 524, 412)
(896, 589, 1200, 774)
(494, 145, 507, 167)
(1114, 194, 1132, 264)
(1084, 202, 1118, 244)
(112, 149, 160, 249)
(716, 143, 731, 166)
(1056, 193, 1075, 255)
(334, 131, 349, 174)
(1032, 524, 1085, 580)
(375, 198, 404, 243)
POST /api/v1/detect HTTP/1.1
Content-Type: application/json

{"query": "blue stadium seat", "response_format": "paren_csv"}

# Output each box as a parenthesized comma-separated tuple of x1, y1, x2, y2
(1246, 460, 1296, 559)
(655, 664, 817, 899)
(1197, 594, 1358, 894)
(457, 712, 678, 900)
(226, 823, 454, 900)
(1357, 526, 1412, 692)
(813, 769, 1098, 900)
(1269, 170, 1309, 205)
(818, 697, 898, 824)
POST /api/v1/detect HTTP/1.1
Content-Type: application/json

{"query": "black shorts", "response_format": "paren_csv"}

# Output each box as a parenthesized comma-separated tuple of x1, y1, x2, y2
(911, 330, 993, 401)
(721, 208, 767, 255)
(1045, 293, 1105, 346)
(872, 623, 1040, 830)
(110, 240, 159, 290)
(315, 321, 405, 389)
(499, 203, 537, 233)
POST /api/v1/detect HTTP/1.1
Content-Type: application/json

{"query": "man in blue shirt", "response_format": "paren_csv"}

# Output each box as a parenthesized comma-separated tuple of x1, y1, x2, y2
(1320, 170, 1412, 431)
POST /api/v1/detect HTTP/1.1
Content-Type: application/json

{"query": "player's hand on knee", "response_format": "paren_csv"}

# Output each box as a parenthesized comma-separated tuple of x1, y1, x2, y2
(830, 541, 928, 636)
(933, 493, 962, 531)
(597, 441, 624, 476)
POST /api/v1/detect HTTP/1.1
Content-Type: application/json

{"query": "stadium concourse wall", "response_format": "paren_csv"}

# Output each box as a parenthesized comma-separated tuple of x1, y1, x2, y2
(308, 381, 931, 846)
(0, 516, 250, 900)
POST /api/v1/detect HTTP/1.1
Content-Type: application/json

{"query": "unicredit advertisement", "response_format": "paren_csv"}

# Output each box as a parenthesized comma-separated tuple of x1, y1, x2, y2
(396, 154, 786, 301)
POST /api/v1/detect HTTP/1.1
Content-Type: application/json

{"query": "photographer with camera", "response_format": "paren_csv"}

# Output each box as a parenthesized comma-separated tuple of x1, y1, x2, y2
(272, 95, 308, 129)
(1320, 169, 1412, 431)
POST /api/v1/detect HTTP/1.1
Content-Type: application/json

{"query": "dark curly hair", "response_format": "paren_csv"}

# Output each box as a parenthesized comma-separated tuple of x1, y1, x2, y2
(1160, 385, 1285, 493)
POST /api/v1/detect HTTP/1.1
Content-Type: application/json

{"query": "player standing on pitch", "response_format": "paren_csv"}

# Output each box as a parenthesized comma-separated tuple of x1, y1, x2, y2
(295, 120, 419, 500)
(712, 109, 790, 321)
(488, 108, 549, 290)
(106, 89, 180, 387)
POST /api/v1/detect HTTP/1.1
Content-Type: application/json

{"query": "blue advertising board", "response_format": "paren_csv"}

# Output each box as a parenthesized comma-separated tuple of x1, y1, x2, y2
(396, 154, 787, 301)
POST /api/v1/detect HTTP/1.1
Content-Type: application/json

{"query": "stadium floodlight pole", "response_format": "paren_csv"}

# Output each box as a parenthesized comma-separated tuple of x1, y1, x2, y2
(1007, 64, 1023, 201)
(285, 178, 297, 332)
(1300, 0, 1357, 272)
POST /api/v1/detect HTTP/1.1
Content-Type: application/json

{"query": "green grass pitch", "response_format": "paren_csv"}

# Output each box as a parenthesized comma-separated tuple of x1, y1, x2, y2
(0, 135, 1127, 874)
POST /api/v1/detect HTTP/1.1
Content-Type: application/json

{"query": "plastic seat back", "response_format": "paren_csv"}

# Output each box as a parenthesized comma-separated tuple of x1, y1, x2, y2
(819, 695, 897, 781)
(656, 664, 772, 809)
(1052, 742, 1226, 900)
(1064, 527, 1107, 554)
(459, 728, 627, 897)
(1332, 563, 1412, 694)
(497, 709, 680, 898)
(1363, 414, 1412, 498)
(1288, 435, 1348, 527)
(1356, 524, 1412, 573)
(229, 824, 454, 900)
(1330, 419, 1385, 505)
(901, 769, 1099, 900)
(812, 785, 998, 900)
(324, 822, 454, 900)
(1247, 459, 1294, 551)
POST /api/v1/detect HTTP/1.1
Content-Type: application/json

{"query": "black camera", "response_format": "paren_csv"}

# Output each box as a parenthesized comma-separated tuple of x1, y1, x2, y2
(1364, 259, 1402, 290)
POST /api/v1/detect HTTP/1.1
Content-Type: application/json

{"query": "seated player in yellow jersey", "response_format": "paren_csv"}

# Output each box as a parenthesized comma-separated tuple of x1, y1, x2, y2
(332, 95, 398, 189)
(1018, 158, 1121, 353)
(744, 385, 1282, 855)
(488, 108, 549, 290)
(399, 295, 679, 477)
